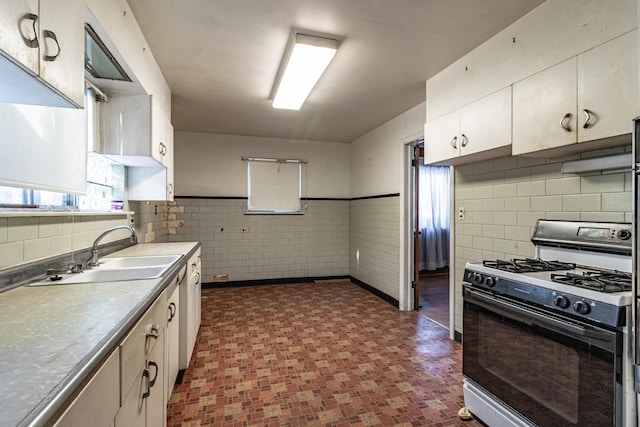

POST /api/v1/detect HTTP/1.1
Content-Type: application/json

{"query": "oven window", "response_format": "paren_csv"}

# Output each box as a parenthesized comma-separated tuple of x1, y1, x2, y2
(463, 296, 619, 427)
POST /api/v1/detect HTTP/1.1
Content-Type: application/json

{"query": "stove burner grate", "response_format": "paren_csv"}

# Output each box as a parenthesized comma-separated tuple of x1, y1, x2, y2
(550, 270, 631, 293)
(483, 258, 576, 273)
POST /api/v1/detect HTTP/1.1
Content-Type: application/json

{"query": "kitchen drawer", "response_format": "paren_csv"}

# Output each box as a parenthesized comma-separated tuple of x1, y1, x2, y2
(119, 291, 167, 403)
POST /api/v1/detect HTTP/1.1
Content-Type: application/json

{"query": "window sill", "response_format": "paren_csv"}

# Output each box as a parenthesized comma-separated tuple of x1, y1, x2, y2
(0, 210, 134, 218)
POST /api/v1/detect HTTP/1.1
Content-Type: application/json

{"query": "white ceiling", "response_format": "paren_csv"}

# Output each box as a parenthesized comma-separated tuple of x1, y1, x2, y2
(126, 0, 545, 143)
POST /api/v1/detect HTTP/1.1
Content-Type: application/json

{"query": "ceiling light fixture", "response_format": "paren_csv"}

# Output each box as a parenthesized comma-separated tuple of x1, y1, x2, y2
(272, 33, 338, 110)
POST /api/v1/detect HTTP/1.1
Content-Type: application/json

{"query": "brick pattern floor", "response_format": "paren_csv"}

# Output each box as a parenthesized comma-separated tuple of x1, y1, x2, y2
(167, 282, 481, 426)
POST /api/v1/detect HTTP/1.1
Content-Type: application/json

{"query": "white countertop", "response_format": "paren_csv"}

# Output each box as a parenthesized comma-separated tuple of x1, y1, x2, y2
(0, 242, 199, 427)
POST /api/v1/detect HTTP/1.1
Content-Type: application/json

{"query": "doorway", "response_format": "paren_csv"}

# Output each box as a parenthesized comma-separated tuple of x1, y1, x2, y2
(408, 141, 451, 329)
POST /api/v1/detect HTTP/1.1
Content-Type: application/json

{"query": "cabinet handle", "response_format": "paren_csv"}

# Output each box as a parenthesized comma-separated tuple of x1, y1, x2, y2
(582, 109, 594, 129)
(148, 361, 158, 388)
(159, 142, 167, 156)
(461, 134, 468, 147)
(20, 13, 39, 48)
(168, 183, 173, 195)
(146, 324, 159, 340)
(168, 302, 176, 322)
(42, 30, 61, 61)
(450, 136, 458, 149)
(142, 361, 159, 398)
(195, 272, 201, 285)
(559, 113, 572, 132)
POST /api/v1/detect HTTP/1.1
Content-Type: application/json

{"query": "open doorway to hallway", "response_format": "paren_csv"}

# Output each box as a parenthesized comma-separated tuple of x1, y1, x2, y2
(409, 141, 451, 329)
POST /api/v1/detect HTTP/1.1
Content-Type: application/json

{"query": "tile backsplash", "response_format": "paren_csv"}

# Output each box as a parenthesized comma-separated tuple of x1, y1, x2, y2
(452, 147, 633, 332)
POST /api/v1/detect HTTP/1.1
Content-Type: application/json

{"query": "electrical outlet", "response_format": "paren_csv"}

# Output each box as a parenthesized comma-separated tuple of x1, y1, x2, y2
(213, 274, 229, 282)
(458, 207, 465, 220)
(241, 227, 249, 232)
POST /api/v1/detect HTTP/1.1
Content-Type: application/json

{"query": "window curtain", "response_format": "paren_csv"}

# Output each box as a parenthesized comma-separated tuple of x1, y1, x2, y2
(418, 163, 450, 271)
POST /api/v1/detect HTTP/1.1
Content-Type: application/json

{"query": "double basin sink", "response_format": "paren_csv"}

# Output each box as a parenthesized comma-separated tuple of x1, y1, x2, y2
(32, 255, 182, 286)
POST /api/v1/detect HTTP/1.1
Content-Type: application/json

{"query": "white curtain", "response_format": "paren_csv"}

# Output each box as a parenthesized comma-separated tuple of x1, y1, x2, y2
(418, 163, 450, 271)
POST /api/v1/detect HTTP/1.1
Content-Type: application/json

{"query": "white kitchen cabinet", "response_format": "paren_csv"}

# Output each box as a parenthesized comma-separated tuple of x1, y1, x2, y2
(101, 93, 175, 201)
(424, 87, 511, 165)
(0, 0, 84, 108)
(577, 30, 638, 142)
(165, 270, 183, 401)
(179, 248, 201, 370)
(425, 0, 637, 122)
(53, 350, 120, 427)
(116, 290, 167, 427)
(513, 30, 638, 156)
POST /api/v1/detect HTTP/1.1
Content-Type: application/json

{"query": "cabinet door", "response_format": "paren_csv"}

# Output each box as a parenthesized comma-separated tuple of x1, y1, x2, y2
(146, 333, 166, 427)
(578, 30, 638, 142)
(423, 109, 460, 165)
(0, 0, 39, 74)
(513, 57, 577, 155)
(53, 350, 119, 427)
(459, 87, 512, 157)
(164, 119, 175, 201)
(39, 0, 84, 107)
(166, 284, 180, 401)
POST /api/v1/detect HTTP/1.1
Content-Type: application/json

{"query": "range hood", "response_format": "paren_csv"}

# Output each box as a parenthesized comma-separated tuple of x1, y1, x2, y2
(84, 24, 131, 82)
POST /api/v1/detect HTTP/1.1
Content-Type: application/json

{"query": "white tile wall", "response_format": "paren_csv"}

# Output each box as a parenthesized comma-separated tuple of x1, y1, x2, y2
(169, 198, 349, 282)
(453, 146, 632, 333)
(0, 203, 168, 270)
(349, 196, 400, 301)
(0, 215, 130, 269)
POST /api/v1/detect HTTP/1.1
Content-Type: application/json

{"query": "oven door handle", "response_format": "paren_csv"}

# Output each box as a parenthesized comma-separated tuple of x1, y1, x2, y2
(464, 287, 620, 353)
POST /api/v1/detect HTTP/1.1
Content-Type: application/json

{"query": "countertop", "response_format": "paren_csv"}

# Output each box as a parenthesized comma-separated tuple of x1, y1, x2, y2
(0, 242, 200, 427)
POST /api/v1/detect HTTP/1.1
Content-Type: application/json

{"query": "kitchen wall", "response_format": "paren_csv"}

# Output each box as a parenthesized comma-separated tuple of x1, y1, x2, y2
(169, 198, 348, 282)
(348, 102, 425, 306)
(0, 202, 169, 271)
(452, 146, 633, 333)
(170, 131, 351, 283)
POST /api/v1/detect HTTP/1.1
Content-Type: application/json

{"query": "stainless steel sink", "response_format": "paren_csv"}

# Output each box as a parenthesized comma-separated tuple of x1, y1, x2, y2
(30, 254, 182, 286)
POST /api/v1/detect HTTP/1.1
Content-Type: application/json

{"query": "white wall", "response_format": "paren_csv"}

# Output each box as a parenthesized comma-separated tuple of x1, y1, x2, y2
(350, 103, 425, 197)
(174, 132, 350, 198)
(348, 102, 425, 308)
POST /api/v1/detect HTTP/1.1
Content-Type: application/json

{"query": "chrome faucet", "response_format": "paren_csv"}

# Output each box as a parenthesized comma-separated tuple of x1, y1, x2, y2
(87, 225, 137, 268)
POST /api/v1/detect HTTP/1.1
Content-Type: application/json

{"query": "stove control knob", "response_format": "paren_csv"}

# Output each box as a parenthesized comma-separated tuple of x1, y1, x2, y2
(617, 229, 632, 240)
(473, 273, 484, 285)
(485, 277, 496, 287)
(573, 300, 590, 315)
(554, 295, 570, 309)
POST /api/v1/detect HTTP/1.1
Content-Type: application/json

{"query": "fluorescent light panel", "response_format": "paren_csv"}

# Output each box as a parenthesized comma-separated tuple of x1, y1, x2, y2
(272, 33, 338, 110)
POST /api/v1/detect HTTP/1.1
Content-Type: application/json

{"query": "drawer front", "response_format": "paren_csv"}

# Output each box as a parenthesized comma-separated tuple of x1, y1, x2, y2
(120, 291, 167, 402)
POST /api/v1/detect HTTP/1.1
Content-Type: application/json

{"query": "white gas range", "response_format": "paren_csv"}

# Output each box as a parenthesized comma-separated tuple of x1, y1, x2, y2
(462, 220, 634, 427)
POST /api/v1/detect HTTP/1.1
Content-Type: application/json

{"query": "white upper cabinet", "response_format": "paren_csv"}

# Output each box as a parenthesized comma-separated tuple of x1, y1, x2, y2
(512, 58, 577, 155)
(100, 93, 175, 201)
(0, 0, 84, 108)
(424, 87, 512, 165)
(577, 30, 639, 142)
(513, 30, 638, 156)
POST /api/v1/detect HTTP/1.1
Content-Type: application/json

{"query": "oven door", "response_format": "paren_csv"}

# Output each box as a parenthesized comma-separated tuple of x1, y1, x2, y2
(463, 285, 622, 427)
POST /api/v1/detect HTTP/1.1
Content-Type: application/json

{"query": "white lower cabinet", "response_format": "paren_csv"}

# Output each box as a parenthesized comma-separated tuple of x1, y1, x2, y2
(53, 350, 120, 427)
(165, 270, 183, 401)
(116, 290, 168, 427)
(179, 249, 201, 370)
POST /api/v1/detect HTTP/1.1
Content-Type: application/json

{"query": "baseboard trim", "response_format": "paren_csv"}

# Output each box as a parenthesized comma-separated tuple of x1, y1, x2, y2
(348, 276, 399, 308)
(202, 275, 349, 288)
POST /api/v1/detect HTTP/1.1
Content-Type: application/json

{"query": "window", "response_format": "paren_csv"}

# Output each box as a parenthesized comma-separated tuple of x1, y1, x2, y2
(246, 158, 307, 214)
